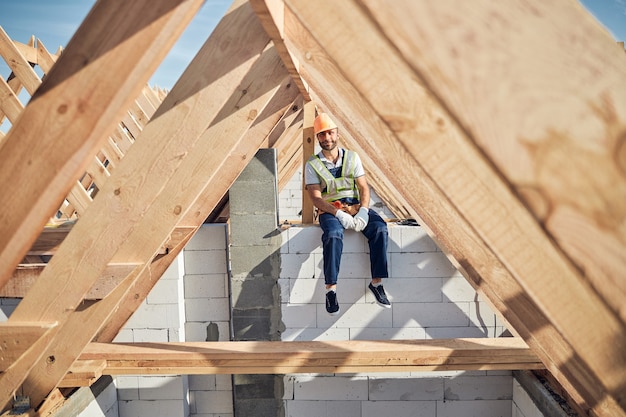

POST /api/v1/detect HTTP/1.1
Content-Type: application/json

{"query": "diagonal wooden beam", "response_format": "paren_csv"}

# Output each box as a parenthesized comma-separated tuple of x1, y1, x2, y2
(1, 2, 294, 410)
(249, 0, 310, 100)
(0, 0, 204, 291)
(0, 26, 41, 95)
(282, 1, 626, 415)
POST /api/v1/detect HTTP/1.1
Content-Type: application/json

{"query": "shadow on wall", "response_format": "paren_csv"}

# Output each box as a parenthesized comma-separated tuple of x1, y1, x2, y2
(278, 223, 509, 342)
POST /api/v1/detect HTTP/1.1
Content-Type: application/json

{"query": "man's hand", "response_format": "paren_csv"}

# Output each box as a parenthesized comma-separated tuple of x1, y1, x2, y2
(335, 210, 356, 229)
(354, 207, 369, 232)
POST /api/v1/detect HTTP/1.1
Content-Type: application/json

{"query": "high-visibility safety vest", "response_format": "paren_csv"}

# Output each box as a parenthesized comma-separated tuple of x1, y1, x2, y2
(307, 150, 359, 202)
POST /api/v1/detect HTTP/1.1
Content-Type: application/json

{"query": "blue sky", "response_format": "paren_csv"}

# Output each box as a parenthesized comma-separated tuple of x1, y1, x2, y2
(0, 0, 624, 91)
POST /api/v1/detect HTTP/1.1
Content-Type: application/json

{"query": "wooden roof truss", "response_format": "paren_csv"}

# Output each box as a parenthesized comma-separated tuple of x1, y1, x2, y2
(0, 0, 624, 416)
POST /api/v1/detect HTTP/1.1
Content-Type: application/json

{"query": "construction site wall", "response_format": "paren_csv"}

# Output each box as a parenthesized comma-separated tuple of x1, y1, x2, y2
(0, 176, 545, 417)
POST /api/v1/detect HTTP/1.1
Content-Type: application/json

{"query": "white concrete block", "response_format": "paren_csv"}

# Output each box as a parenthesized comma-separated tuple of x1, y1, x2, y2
(390, 252, 457, 278)
(160, 255, 184, 280)
(192, 390, 233, 414)
(369, 377, 443, 400)
(372, 278, 442, 303)
(444, 375, 512, 400)
(77, 398, 111, 417)
(281, 253, 317, 278)
(116, 376, 139, 400)
(342, 230, 368, 253)
(132, 328, 169, 343)
(185, 250, 227, 275)
(146, 279, 180, 305)
(285, 227, 323, 254)
(399, 226, 438, 253)
(282, 327, 350, 341)
(337, 253, 373, 278)
(425, 327, 490, 339)
(289, 277, 363, 305)
(285, 400, 326, 417)
(349, 327, 426, 340)
(185, 321, 230, 342)
(137, 376, 185, 400)
(437, 399, 512, 417)
(287, 400, 361, 417)
(362, 400, 436, 417)
(184, 274, 228, 299)
(125, 303, 180, 329)
(81, 379, 118, 417)
(513, 379, 544, 417)
(113, 329, 133, 343)
(387, 225, 402, 253)
(118, 399, 185, 417)
(185, 298, 230, 322)
(393, 302, 470, 328)
(216, 374, 232, 391)
(188, 374, 216, 391)
(281, 303, 317, 329)
(442, 277, 478, 302)
(293, 376, 369, 400)
(284, 376, 295, 399)
(468, 302, 499, 328)
(185, 224, 227, 251)
(317, 303, 393, 328)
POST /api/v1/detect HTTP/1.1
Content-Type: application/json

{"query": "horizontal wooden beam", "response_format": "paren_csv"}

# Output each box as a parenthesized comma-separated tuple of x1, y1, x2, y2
(2, 263, 138, 299)
(24, 226, 195, 257)
(70, 338, 543, 378)
(0, 322, 57, 371)
(58, 360, 106, 388)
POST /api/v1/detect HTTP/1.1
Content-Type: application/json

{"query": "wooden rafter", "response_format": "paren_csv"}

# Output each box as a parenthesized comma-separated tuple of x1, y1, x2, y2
(282, 0, 626, 415)
(0, 0, 298, 410)
(0, 0, 623, 416)
(0, 0, 205, 290)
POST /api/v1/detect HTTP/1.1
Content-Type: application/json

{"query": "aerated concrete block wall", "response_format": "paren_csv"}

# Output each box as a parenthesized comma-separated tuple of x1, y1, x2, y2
(112, 251, 190, 417)
(279, 223, 515, 417)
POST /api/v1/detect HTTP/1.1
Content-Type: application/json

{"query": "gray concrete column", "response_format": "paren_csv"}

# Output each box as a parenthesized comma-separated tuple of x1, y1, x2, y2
(229, 148, 284, 417)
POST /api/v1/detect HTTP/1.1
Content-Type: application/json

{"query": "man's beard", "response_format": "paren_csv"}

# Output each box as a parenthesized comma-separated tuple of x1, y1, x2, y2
(320, 141, 337, 151)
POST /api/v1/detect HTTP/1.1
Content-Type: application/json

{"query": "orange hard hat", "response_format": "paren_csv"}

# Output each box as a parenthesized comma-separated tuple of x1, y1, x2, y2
(313, 113, 338, 136)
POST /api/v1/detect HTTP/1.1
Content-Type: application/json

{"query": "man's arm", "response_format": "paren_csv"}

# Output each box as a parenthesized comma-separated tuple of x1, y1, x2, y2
(355, 175, 370, 209)
(306, 184, 340, 215)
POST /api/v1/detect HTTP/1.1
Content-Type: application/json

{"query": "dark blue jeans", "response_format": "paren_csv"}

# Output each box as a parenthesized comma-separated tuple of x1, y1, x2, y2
(319, 209, 389, 286)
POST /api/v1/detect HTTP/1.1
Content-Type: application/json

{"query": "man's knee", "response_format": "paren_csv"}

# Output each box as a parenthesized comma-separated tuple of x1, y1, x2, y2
(323, 228, 344, 242)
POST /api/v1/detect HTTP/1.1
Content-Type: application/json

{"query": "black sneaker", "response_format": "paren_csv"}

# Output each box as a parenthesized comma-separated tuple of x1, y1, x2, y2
(326, 290, 340, 315)
(369, 282, 391, 308)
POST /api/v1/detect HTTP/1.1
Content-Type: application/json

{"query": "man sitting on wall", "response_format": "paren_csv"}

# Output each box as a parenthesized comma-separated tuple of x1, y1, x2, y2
(304, 112, 391, 315)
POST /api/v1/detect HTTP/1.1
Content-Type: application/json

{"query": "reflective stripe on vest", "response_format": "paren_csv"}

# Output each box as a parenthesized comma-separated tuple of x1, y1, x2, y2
(307, 150, 359, 202)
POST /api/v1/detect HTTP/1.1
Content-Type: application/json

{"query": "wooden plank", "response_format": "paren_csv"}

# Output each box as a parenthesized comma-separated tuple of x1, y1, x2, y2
(0, 322, 57, 370)
(362, 0, 626, 328)
(2, 2, 288, 410)
(75, 338, 543, 375)
(2, 263, 138, 299)
(26, 48, 293, 410)
(0, 0, 205, 294)
(249, 0, 310, 100)
(0, 26, 41, 95)
(283, 1, 626, 415)
(58, 360, 106, 388)
(301, 100, 315, 223)
(35, 39, 60, 74)
(0, 76, 24, 125)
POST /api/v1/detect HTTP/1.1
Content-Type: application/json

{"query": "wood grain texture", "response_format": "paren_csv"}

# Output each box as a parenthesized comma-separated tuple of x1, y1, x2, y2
(71, 338, 543, 377)
(284, 0, 625, 415)
(0, 0, 204, 295)
(3, 2, 291, 409)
